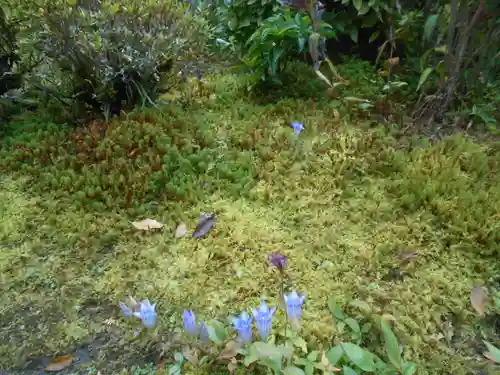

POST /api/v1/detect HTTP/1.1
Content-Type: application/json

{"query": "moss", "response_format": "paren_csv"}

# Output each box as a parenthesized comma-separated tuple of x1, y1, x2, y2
(0, 73, 499, 374)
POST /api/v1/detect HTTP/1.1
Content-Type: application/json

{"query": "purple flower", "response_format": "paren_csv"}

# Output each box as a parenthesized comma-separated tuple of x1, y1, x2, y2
(252, 301, 276, 340)
(133, 300, 157, 328)
(183, 310, 197, 336)
(232, 312, 253, 343)
(291, 122, 304, 136)
(284, 290, 305, 321)
(200, 321, 209, 342)
(195, 69, 203, 81)
(268, 252, 287, 270)
(119, 301, 133, 318)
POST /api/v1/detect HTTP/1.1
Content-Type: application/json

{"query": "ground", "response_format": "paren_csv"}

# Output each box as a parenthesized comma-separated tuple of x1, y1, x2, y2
(0, 71, 499, 375)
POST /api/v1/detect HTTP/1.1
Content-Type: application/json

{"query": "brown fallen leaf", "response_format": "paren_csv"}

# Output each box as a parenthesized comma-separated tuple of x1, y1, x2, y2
(132, 219, 164, 231)
(471, 286, 487, 316)
(399, 250, 418, 264)
(227, 358, 239, 373)
(182, 345, 199, 366)
(175, 223, 188, 238)
(45, 355, 74, 372)
(333, 109, 341, 122)
(218, 340, 242, 360)
(192, 212, 216, 238)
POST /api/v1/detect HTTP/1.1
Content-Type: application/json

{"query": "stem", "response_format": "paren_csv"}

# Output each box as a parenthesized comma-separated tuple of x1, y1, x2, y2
(280, 271, 287, 338)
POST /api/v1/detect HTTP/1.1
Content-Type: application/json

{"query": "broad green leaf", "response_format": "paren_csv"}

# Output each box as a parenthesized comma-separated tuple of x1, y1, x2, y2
(484, 341, 500, 363)
(358, 3, 370, 15)
(341, 343, 375, 371)
(259, 358, 283, 373)
(253, 342, 284, 360)
(349, 27, 358, 43)
(284, 366, 306, 375)
(353, 0, 362, 11)
(381, 319, 402, 370)
(345, 318, 361, 333)
(402, 362, 418, 375)
(327, 345, 344, 365)
(343, 366, 359, 375)
(417, 68, 433, 91)
(349, 300, 372, 314)
(292, 337, 308, 353)
(328, 298, 345, 320)
(307, 350, 319, 361)
(423, 14, 438, 41)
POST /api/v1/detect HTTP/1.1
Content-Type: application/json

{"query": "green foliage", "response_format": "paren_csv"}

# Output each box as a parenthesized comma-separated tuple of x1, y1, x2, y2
(31, 0, 207, 120)
(0, 108, 254, 211)
(242, 7, 336, 87)
(166, 298, 416, 375)
(214, 0, 281, 52)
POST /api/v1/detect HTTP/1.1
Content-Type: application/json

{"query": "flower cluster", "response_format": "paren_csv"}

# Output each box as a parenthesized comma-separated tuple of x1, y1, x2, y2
(232, 291, 305, 343)
(118, 252, 305, 345)
(119, 297, 157, 328)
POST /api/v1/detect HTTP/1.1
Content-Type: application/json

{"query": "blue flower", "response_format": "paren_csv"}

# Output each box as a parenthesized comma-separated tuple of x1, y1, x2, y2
(200, 321, 209, 342)
(119, 301, 133, 318)
(183, 310, 197, 336)
(195, 69, 203, 81)
(268, 252, 287, 270)
(284, 290, 305, 321)
(232, 312, 253, 343)
(252, 301, 276, 341)
(291, 122, 304, 136)
(133, 300, 157, 328)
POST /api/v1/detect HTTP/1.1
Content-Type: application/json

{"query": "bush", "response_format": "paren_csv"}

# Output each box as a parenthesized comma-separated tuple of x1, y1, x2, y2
(33, 1, 208, 121)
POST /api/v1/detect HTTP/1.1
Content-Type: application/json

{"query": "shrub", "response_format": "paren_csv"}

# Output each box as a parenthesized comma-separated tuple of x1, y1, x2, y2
(33, 1, 208, 121)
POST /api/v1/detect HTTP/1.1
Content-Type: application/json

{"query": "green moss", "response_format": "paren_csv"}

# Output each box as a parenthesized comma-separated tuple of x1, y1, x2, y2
(0, 72, 499, 374)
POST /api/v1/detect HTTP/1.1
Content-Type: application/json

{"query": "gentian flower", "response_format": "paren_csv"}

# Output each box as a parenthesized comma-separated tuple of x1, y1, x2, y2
(195, 69, 203, 81)
(232, 312, 253, 343)
(252, 301, 276, 340)
(133, 300, 157, 328)
(119, 301, 133, 318)
(284, 290, 305, 321)
(268, 252, 287, 270)
(183, 310, 197, 336)
(200, 321, 209, 342)
(291, 121, 304, 136)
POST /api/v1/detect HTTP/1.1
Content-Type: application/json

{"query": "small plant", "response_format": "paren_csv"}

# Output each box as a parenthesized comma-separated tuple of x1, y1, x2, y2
(118, 252, 417, 375)
(33, 1, 207, 121)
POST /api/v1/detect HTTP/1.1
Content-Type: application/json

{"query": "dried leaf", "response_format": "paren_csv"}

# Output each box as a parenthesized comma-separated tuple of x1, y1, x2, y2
(399, 250, 418, 264)
(192, 212, 216, 238)
(132, 219, 164, 231)
(471, 286, 487, 316)
(175, 223, 188, 238)
(218, 340, 242, 360)
(333, 109, 340, 122)
(387, 57, 400, 67)
(182, 345, 199, 365)
(45, 355, 74, 372)
(227, 358, 239, 373)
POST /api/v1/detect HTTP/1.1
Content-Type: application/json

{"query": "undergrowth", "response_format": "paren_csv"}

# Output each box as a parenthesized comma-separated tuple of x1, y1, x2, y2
(0, 72, 499, 374)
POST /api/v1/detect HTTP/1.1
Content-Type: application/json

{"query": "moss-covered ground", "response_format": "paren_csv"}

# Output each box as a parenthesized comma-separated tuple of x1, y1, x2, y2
(0, 70, 499, 374)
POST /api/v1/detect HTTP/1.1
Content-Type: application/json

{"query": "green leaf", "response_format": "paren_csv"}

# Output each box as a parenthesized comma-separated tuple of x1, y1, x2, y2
(349, 300, 372, 314)
(284, 366, 306, 375)
(292, 337, 308, 353)
(345, 96, 370, 103)
(307, 350, 319, 361)
(327, 345, 344, 366)
(358, 3, 370, 15)
(381, 319, 402, 370)
(423, 14, 438, 41)
(417, 67, 433, 91)
(341, 343, 375, 371)
(484, 341, 500, 363)
(327, 298, 345, 320)
(349, 27, 358, 43)
(343, 366, 359, 375)
(402, 362, 418, 375)
(253, 342, 285, 360)
(259, 358, 283, 373)
(345, 318, 361, 333)
(353, 0, 362, 11)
